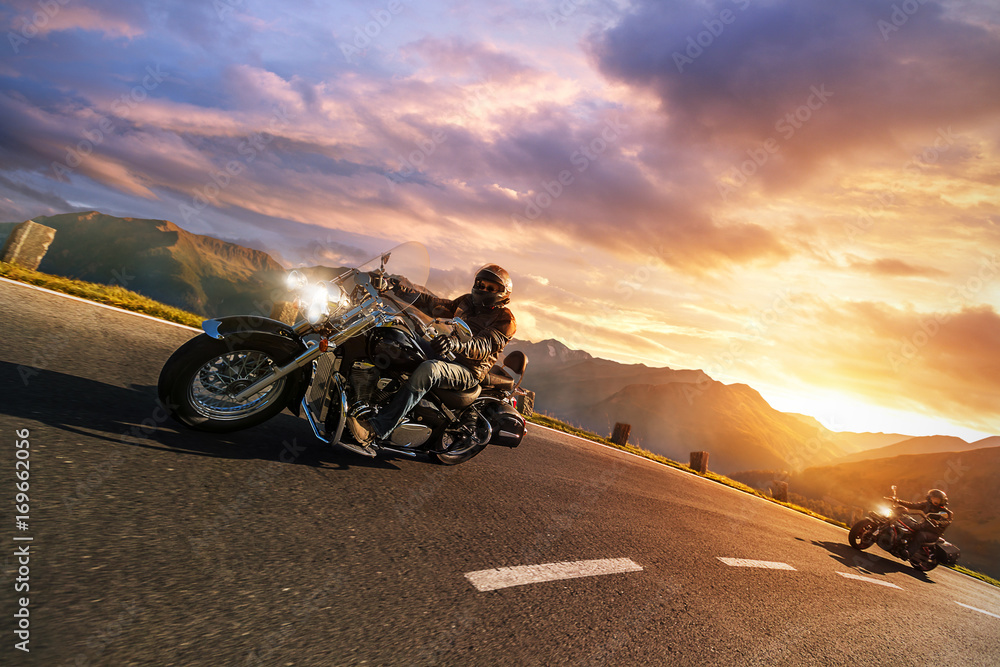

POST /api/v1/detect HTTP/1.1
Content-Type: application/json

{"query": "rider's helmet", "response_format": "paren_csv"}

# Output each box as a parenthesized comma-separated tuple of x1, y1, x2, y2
(927, 489, 948, 507)
(471, 264, 512, 309)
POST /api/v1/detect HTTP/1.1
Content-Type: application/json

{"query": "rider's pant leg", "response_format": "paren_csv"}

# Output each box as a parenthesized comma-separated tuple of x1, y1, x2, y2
(368, 360, 477, 439)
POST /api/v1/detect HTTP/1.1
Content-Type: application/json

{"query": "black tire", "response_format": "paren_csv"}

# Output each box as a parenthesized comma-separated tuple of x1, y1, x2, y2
(430, 412, 492, 465)
(158, 334, 303, 433)
(431, 440, 489, 465)
(910, 547, 939, 572)
(848, 519, 877, 550)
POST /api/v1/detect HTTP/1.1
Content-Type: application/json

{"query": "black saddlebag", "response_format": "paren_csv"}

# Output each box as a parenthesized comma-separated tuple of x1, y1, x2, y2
(482, 401, 526, 448)
(937, 540, 961, 566)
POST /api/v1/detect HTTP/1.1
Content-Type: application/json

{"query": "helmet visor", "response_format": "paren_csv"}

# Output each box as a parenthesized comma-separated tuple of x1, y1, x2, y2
(473, 278, 503, 293)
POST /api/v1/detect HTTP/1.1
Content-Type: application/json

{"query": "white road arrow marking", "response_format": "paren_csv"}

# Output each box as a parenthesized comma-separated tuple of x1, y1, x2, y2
(836, 572, 903, 589)
(716, 557, 797, 570)
(465, 558, 643, 592)
(955, 602, 1000, 619)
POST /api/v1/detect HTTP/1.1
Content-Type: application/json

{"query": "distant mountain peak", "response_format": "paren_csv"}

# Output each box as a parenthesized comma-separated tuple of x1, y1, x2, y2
(7, 210, 286, 316)
(514, 338, 594, 363)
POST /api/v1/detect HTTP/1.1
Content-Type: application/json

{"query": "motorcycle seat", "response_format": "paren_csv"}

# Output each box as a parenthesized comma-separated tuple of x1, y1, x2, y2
(482, 366, 515, 392)
(433, 384, 482, 409)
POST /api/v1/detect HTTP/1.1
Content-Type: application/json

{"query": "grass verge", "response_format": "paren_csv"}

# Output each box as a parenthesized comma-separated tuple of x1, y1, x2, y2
(527, 411, 1000, 589)
(952, 566, 1000, 589)
(0, 260, 202, 328)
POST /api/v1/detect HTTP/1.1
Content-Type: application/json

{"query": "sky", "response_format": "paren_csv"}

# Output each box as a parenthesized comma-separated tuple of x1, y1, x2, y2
(1, 0, 999, 440)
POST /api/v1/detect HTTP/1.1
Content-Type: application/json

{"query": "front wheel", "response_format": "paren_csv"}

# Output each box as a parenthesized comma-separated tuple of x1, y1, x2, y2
(849, 519, 877, 550)
(158, 334, 303, 433)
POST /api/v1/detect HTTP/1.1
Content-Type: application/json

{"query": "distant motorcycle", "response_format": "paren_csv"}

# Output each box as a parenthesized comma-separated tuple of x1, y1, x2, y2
(157, 242, 529, 465)
(848, 485, 961, 572)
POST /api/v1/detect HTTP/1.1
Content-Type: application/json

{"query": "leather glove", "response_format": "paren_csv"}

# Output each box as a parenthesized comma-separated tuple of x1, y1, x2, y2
(387, 276, 411, 294)
(431, 335, 458, 356)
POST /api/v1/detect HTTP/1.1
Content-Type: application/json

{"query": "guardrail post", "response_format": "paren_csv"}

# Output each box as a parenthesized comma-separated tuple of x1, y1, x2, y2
(610, 422, 631, 446)
(1, 220, 57, 271)
(690, 451, 709, 474)
(517, 390, 535, 417)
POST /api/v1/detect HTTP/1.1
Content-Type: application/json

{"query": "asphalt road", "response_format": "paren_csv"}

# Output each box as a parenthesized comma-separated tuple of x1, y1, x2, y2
(1, 277, 998, 666)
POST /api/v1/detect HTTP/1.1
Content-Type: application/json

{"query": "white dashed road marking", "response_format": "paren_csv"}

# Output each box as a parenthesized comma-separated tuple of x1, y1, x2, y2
(465, 558, 643, 592)
(716, 557, 797, 571)
(955, 602, 1000, 619)
(836, 572, 903, 589)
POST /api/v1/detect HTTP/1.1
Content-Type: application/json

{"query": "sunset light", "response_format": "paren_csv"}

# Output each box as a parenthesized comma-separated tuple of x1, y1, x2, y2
(2, 0, 998, 439)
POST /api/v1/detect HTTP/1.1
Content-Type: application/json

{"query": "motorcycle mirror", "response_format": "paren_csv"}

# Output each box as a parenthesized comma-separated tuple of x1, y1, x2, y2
(451, 317, 473, 341)
(891, 485, 897, 495)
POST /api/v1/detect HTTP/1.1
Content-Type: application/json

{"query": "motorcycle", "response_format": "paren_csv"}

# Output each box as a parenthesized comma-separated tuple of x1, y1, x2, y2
(157, 242, 529, 465)
(848, 485, 961, 572)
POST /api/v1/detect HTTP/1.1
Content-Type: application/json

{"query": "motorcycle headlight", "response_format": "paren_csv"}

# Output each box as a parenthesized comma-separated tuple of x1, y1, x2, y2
(878, 505, 893, 517)
(305, 282, 331, 324)
(327, 281, 350, 316)
(285, 269, 308, 293)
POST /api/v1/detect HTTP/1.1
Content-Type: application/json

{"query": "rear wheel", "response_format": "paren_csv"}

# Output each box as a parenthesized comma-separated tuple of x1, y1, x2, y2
(158, 334, 303, 433)
(849, 519, 877, 550)
(431, 412, 492, 465)
(910, 546, 939, 572)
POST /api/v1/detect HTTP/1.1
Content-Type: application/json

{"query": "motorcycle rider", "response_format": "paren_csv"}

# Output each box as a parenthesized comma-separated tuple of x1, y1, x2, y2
(347, 264, 516, 455)
(895, 489, 952, 559)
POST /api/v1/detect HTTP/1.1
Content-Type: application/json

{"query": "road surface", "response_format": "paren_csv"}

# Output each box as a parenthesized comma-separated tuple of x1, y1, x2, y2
(1, 278, 998, 666)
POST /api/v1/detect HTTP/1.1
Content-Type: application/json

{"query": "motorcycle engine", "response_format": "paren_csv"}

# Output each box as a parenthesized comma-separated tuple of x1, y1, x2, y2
(350, 361, 379, 404)
(877, 527, 896, 552)
(349, 361, 403, 406)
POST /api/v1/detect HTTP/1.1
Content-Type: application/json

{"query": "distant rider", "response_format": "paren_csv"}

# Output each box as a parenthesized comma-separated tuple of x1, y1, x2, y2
(348, 264, 516, 455)
(895, 489, 952, 559)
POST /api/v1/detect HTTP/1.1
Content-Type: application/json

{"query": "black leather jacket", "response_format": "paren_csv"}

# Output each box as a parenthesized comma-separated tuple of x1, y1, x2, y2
(897, 499, 953, 535)
(409, 291, 516, 382)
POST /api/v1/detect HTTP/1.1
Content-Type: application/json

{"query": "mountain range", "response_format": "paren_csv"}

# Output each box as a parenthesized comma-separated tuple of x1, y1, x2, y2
(2, 211, 284, 317)
(507, 338, 912, 474)
(6, 211, 992, 471)
(835, 434, 1000, 464)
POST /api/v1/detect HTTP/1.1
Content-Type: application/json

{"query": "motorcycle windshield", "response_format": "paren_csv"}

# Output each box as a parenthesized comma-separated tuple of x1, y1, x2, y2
(350, 241, 431, 308)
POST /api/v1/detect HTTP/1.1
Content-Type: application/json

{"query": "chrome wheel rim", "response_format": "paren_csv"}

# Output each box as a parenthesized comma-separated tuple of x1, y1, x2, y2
(860, 527, 876, 549)
(187, 350, 287, 420)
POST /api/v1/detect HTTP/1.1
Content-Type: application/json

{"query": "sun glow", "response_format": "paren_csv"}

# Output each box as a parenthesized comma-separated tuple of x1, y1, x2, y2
(756, 387, 993, 442)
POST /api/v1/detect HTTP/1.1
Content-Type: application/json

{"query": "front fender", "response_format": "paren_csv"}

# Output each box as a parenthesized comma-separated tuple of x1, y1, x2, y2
(201, 316, 312, 414)
(203, 315, 302, 344)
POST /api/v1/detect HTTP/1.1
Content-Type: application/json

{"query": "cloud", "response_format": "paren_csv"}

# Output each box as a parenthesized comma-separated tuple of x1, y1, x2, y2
(769, 298, 1000, 432)
(847, 256, 947, 278)
(3, 1, 146, 40)
(402, 36, 533, 81)
(589, 0, 1000, 191)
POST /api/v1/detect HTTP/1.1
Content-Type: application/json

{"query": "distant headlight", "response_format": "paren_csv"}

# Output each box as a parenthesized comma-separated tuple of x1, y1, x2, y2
(285, 270, 308, 292)
(305, 282, 331, 324)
